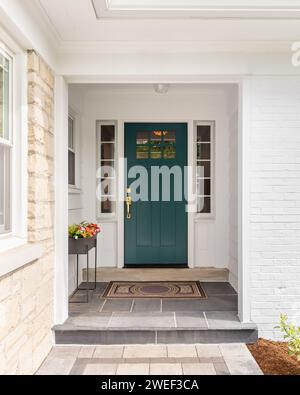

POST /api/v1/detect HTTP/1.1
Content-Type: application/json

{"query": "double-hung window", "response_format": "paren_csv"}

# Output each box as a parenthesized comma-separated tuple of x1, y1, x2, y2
(0, 49, 12, 234)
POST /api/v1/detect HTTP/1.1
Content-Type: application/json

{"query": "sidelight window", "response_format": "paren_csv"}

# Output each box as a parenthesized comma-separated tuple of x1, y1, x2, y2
(196, 122, 214, 215)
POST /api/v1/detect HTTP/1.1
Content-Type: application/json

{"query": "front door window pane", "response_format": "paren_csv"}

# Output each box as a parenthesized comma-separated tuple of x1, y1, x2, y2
(163, 145, 176, 159)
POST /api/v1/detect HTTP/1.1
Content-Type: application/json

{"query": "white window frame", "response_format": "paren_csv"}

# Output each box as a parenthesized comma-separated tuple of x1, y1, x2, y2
(0, 46, 12, 235)
(96, 120, 117, 220)
(0, 38, 28, 252)
(195, 120, 215, 220)
(68, 107, 81, 192)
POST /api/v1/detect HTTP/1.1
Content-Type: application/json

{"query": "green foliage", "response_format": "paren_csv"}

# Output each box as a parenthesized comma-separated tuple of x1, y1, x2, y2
(276, 314, 300, 361)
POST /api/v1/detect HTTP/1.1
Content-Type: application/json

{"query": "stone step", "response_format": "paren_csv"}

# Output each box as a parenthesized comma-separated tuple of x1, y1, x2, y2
(54, 327, 258, 345)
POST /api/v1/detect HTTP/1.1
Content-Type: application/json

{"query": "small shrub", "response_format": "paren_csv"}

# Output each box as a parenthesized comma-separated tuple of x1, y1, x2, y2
(276, 314, 300, 361)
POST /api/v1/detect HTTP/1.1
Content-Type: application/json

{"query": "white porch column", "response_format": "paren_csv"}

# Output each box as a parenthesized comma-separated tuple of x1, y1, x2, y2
(54, 76, 69, 325)
(238, 78, 251, 323)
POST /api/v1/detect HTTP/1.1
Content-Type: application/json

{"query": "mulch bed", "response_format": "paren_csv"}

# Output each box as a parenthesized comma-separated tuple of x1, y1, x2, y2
(248, 338, 300, 375)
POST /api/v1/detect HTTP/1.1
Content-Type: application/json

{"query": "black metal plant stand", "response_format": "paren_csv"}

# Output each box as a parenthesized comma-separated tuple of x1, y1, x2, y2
(69, 236, 97, 303)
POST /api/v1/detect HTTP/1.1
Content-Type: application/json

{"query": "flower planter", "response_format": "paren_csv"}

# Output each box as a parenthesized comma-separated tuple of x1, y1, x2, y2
(68, 235, 98, 303)
(68, 235, 97, 255)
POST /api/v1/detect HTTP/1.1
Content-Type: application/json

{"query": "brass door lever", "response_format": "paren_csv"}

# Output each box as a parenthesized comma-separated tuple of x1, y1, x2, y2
(126, 188, 132, 219)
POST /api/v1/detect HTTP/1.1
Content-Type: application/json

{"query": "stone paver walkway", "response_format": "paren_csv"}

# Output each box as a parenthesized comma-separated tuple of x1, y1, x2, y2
(36, 344, 263, 375)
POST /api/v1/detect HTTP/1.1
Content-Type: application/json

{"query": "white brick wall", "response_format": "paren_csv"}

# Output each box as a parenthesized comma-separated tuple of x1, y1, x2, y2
(248, 77, 300, 339)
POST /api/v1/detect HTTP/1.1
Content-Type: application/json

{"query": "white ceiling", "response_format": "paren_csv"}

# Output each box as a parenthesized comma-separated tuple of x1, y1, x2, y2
(32, 0, 300, 54)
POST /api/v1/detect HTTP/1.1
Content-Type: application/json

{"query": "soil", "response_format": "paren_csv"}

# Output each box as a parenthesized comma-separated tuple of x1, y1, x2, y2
(248, 338, 300, 376)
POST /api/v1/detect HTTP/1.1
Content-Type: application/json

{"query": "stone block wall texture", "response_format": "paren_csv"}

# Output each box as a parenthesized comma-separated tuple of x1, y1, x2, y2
(0, 51, 55, 375)
(248, 77, 300, 339)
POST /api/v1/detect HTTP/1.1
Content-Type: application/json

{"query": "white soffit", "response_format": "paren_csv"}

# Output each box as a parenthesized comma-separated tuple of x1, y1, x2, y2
(35, 0, 300, 54)
(93, 0, 300, 19)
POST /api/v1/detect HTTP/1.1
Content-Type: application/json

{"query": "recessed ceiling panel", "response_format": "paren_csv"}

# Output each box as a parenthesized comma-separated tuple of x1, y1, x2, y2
(93, 0, 300, 18)
(107, 0, 300, 10)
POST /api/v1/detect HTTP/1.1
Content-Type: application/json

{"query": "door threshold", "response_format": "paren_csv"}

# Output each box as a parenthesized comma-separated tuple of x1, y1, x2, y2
(124, 264, 188, 269)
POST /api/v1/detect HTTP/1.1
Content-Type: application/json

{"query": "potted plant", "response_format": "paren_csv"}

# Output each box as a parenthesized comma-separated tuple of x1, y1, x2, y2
(68, 222, 101, 254)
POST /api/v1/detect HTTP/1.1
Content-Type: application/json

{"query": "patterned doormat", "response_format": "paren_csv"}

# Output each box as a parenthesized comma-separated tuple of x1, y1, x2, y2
(102, 281, 207, 299)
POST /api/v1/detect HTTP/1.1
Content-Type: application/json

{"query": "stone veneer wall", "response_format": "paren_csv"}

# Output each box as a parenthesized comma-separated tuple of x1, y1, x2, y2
(0, 51, 55, 375)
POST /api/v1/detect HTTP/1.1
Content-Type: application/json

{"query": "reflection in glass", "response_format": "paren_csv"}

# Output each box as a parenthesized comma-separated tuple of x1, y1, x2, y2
(150, 145, 162, 159)
(150, 131, 162, 143)
(197, 197, 211, 214)
(101, 125, 115, 142)
(197, 179, 211, 196)
(101, 161, 115, 178)
(197, 143, 211, 160)
(100, 180, 115, 196)
(68, 151, 75, 186)
(137, 146, 149, 159)
(197, 125, 211, 142)
(68, 117, 74, 150)
(0, 145, 10, 232)
(101, 143, 114, 160)
(163, 145, 176, 159)
(0, 54, 10, 141)
(101, 199, 115, 214)
(136, 132, 149, 145)
(164, 131, 176, 143)
(197, 161, 211, 178)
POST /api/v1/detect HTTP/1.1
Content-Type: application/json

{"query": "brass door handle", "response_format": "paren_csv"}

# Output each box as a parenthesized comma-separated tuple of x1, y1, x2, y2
(126, 188, 132, 219)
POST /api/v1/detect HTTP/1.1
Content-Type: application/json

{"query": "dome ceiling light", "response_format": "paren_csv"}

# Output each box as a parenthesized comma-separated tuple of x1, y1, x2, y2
(153, 84, 170, 94)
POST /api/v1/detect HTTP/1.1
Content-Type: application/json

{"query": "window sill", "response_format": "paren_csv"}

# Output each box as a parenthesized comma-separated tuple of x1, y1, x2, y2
(0, 235, 25, 252)
(0, 242, 43, 279)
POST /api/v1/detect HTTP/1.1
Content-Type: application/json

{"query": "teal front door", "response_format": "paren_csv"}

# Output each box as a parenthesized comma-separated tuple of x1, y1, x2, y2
(125, 123, 188, 266)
